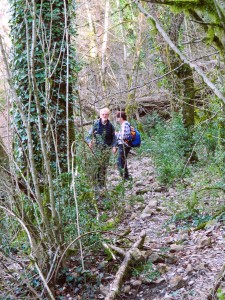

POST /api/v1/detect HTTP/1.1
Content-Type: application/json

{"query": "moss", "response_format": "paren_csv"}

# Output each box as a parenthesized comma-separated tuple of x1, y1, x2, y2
(161, 0, 225, 55)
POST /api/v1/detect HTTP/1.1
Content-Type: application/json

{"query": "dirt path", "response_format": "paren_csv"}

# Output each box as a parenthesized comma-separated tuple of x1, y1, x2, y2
(104, 154, 225, 299)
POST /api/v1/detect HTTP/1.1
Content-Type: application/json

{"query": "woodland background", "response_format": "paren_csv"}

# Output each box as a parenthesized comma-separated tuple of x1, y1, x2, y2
(0, 0, 225, 299)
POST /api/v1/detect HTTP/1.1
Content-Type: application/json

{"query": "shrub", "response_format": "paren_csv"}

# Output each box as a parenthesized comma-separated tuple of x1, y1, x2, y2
(147, 113, 191, 184)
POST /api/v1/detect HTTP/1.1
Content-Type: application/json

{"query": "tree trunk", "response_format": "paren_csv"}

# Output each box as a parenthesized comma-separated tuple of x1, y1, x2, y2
(9, 0, 78, 288)
(166, 13, 195, 129)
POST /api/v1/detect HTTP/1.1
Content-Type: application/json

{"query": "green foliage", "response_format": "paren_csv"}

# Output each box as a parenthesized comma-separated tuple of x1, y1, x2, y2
(168, 209, 212, 230)
(128, 194, 144, 206)
(186, 191, 199, 214)
(132, 261, 160, 281)
(141, 112, 162, 135)
(147, 113, 191, 184)
(217, 288, 225, 300)
(165, 181, 225, 231)
(0, 208, 32, 255)
(56, 265, 102, 299)
(194, 106, 225, 176)
(53, 140, 128, 241)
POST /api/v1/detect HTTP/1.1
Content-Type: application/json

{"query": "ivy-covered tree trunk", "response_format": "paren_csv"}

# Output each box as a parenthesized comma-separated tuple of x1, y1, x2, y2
(10, 0, 76, 174)
(9, 0, 78, 284)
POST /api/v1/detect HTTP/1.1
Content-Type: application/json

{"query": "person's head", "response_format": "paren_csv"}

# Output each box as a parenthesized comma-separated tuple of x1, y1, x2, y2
(116, 111, 127, 123)
(100, 107, 110, 123)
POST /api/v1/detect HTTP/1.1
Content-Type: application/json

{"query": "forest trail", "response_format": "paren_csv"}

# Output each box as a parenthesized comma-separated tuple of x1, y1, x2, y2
(1, 116, 225, 299)
(104, 153, 225, 299)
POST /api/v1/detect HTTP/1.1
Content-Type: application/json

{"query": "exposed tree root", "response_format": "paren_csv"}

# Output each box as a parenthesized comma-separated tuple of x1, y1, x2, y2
(105, 230, 146, 300)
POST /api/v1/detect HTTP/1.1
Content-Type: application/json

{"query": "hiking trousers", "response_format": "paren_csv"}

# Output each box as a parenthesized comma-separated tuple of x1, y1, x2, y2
(117, 144, 131, 179)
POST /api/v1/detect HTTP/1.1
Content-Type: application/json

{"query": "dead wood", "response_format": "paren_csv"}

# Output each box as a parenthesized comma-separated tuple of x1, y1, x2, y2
(106, 244, 126, 257)
(102, 242, 117, 260)
(105, 230, 146, 300)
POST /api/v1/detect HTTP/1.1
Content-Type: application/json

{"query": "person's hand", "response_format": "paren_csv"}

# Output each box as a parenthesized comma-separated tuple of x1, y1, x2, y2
(88, 141, 93, 149)
(112, 147, 117, 154)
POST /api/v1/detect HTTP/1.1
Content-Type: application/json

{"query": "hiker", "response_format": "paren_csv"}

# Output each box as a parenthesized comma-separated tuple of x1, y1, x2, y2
(86, 107, 117, 189)
(116, 111, 132, 180)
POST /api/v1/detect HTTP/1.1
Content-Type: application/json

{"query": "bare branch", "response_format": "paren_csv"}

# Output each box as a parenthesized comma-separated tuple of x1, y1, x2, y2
(133, 0, 225, 103)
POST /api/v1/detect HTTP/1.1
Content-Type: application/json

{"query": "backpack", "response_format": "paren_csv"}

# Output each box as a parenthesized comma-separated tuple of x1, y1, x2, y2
(128, 126, 141, 147)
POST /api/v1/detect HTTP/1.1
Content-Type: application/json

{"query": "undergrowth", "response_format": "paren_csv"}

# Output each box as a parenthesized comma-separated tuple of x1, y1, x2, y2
(132, 260, 160, 282)
(140, 113, 192, 185)
(165, 174, 225, 231)
(145, 110, 225, 229)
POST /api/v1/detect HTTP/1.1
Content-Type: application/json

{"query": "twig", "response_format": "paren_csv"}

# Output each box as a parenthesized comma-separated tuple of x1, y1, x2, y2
(133, 0, 225, 103)
(102, 242, 117, 260)
(107, 244, 126, 257)
(53, 230, 133, 284)
(0, 205, 55, 300)
(71, 142, 85, 271)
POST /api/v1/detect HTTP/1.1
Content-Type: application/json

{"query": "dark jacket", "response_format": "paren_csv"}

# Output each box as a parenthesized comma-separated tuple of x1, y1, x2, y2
(86, 119, 116, 147)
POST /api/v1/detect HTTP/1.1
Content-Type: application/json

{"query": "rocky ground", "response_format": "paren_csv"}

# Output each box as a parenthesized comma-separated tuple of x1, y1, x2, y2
(98, 153, 225, 300)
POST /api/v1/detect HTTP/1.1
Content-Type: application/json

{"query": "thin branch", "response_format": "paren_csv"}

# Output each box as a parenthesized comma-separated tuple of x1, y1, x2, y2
(133, 0, 225, 103)
(189, 19, 223, 28)
(0, 205, 56, 300)
(71, 142, 85, 271)
(99, 62, 186, 100)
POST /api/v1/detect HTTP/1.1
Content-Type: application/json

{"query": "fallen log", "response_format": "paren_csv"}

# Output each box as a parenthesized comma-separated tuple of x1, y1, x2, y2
(107, 244, 126, 257)
(105, 230, 146, 300)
